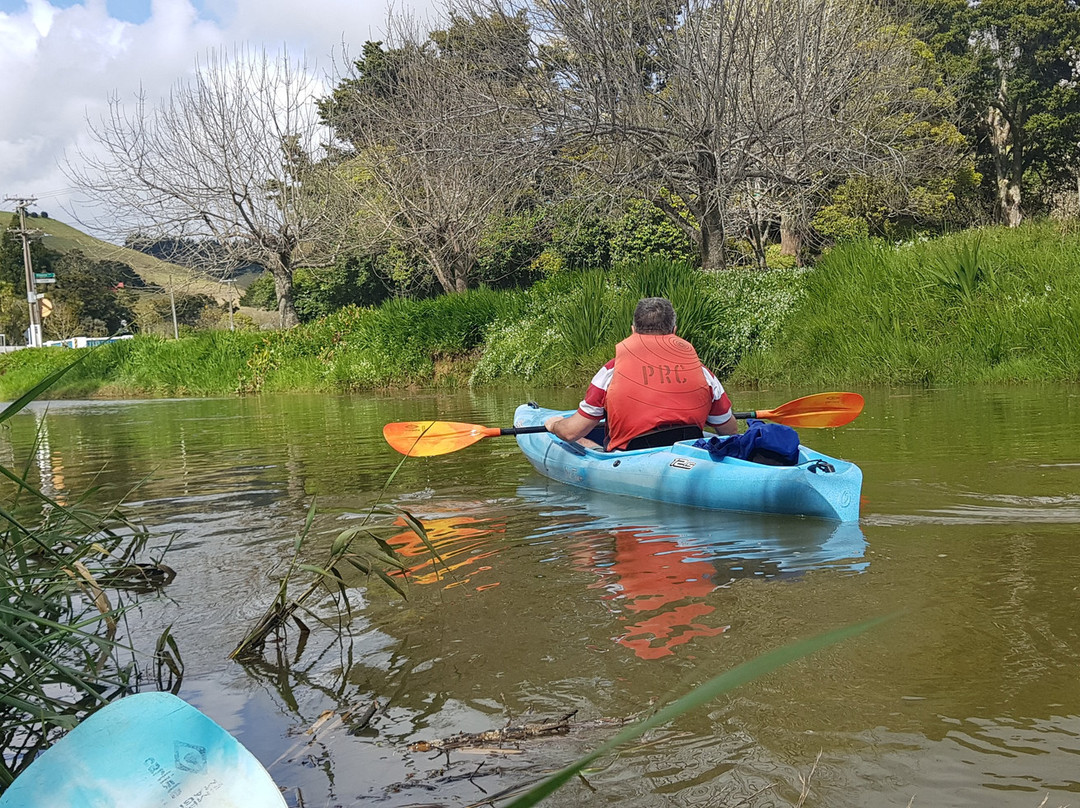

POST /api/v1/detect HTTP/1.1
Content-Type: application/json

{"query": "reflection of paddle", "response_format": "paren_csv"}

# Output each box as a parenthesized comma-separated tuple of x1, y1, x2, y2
(383, 391, 864, 457)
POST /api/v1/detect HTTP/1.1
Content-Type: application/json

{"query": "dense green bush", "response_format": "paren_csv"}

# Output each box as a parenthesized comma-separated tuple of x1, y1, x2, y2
(239, 273, 276, 309)
(609, 199, 697, 266)
(471, 258, 803, 385)
(534, 209, 613, 274)
(474, 209, 547, 288)
(292, 259, 392, 322)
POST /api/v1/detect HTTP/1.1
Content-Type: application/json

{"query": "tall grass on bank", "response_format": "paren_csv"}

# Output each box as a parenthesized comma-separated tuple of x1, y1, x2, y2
(0, 263, 802, 397)
(0, 358, 173, 789)
(1, 264, 796, 397)
(734, 221, 1080, 386)
(0, 331, 266, 399)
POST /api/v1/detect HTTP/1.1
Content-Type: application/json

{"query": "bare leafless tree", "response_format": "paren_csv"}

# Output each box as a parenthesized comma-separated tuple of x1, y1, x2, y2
(323, 13, 542, 293)
(463, 0, 963, 269)
(65, 47, 352, 327)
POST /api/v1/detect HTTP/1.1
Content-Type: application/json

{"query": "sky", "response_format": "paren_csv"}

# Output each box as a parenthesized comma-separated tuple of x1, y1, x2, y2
(0, 0, 438, 231)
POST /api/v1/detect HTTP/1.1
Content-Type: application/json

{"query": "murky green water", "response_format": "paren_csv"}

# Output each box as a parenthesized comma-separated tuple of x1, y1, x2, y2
(4, 384, 1079, 807)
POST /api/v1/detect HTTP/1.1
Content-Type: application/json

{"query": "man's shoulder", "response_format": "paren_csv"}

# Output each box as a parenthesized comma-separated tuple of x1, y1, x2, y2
(589, 360, 616, 384)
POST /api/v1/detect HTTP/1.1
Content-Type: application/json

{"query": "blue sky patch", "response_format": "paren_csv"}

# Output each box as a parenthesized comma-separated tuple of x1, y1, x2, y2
(0, 1, 214, 25)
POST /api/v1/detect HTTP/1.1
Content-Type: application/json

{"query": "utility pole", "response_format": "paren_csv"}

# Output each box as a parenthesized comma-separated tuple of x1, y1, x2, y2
(168, 275, 179, 339)
(4, 196, 42, 347)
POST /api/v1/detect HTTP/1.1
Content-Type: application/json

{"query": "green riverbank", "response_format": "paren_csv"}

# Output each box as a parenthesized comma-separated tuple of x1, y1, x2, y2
(2, 223, 1077, 400)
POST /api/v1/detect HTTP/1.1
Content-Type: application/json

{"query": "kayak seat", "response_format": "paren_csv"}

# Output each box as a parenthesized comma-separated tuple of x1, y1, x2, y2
(617, 424, 704, 451)
(584, 423, 608, 446)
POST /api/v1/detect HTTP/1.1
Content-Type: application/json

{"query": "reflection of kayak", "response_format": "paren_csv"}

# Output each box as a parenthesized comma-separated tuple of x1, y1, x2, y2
(518, 484, 866, 658)
(518, 483, 868, 576)
(0, 692, 285, 808)
(514, 404, 862, 522)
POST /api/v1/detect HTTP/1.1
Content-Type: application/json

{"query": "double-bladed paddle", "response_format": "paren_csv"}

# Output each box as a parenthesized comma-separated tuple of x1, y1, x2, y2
(383, 391, 864, 458)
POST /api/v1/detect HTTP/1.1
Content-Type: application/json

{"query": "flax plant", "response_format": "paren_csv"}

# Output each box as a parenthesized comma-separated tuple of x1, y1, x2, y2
(0, 351, 174, 789)
(231, 454, 439, 661)
(925, 235, 990, 304)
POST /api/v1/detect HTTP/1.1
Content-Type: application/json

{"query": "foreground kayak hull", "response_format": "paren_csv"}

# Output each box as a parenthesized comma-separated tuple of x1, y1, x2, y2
(514, 404, 862, 522)
(0, 692, 286, 808)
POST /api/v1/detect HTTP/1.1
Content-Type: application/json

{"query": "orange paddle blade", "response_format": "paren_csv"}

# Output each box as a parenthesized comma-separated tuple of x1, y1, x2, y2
(383, 421, 500, 457)
(753, 392, 864, 428)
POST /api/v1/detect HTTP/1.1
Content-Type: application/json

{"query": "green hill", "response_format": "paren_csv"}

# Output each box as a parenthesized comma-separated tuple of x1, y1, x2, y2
(1, 211, 230, 302)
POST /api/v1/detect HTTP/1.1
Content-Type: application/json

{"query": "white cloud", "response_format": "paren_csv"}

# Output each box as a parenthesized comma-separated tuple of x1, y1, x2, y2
(0, 0, 440, 230)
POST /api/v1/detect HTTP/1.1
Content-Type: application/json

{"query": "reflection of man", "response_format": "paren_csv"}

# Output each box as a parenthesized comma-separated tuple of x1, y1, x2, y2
(545, 297, 739, 451)
(580, 530, 727, 660)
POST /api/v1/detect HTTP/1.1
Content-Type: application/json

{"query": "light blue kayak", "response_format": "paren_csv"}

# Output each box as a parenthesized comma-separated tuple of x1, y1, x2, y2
(514, 404, 862, 522)
(0, 692, 286, 808)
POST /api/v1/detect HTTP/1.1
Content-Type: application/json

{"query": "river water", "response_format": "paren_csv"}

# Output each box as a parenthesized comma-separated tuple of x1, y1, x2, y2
(4, 384, 1080, 807)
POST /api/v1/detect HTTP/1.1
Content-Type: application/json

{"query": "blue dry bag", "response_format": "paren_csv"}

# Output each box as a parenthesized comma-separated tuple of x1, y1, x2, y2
(693, 419, 801, 466)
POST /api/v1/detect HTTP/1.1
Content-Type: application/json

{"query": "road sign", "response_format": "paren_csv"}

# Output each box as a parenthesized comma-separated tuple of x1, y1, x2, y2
(40, 298, 53, 317)
(34, 273, 55, 284)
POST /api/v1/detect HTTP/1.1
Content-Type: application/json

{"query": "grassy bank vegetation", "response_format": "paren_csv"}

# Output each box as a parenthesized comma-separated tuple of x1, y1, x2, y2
(734, 222, 1080, 386)
(471, 258, 803, 386)
(0, 223, 1076, 400)
(0, 288, 522, 398)
(0, 261, 802, 398)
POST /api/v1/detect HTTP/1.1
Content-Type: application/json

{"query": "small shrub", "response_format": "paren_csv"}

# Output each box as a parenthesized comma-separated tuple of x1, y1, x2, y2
(239, 273, 277, 310)
(812, 206, 870, 243)
(765, 244, 799, 269)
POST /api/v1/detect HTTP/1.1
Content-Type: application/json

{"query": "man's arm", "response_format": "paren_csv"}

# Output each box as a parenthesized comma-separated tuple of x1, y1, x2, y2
(702, 366, 738, 436)
(711, 416, 739, 436)
(543, 362, 612, 448)
(545, 412, 601, 443)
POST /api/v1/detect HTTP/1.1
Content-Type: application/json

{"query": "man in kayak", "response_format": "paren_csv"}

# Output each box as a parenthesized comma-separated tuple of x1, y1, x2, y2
(545, 297, 738, 451)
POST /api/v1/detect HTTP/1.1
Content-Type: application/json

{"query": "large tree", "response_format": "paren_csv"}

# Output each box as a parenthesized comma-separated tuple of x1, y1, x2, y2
(921, 0, 1080, 225)
(963, 0, 1080, 223)
(66, 47, 351, 327)
(466, 0, 966, 268)
(320, 14, 542, 294)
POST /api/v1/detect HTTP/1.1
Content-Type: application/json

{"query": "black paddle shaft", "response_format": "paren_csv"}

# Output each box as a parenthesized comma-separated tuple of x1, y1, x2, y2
(500, 425, 549, 436)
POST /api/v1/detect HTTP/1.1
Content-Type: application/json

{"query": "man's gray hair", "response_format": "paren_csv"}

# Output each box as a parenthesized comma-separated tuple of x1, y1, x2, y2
(633, 297, 677, 335)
